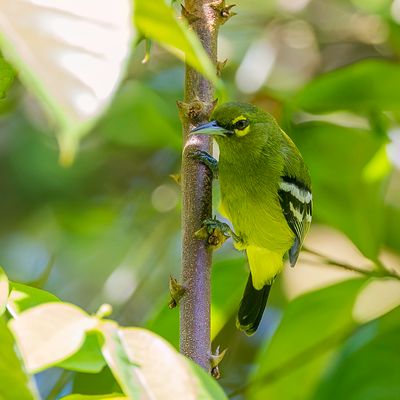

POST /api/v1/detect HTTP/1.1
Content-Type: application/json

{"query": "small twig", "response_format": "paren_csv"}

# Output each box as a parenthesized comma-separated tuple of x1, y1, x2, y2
(303, 247, 400, 281)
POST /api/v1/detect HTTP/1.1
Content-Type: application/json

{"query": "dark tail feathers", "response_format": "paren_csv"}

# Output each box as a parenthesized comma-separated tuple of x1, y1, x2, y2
(236, 274, 271, 335)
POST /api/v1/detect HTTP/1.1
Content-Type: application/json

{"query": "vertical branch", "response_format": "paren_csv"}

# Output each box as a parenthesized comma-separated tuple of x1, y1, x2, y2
(179, 0, 229, 371)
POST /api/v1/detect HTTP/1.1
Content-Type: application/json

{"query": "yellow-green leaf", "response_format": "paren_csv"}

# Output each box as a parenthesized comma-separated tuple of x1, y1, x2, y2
(0, 267, 9, 316)
(7, 282, 59, 316)
(0, 56, 15, 97)
(135, 0, 218, 85)
(0, 317, 39, 400)
(61, 395, 127, 400)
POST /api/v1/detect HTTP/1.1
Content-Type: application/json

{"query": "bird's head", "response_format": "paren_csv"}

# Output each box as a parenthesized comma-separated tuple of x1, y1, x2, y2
(190, 102, 279, 156)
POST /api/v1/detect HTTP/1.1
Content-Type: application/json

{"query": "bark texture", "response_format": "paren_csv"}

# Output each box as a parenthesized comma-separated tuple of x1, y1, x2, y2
(179, 0, 228, 371)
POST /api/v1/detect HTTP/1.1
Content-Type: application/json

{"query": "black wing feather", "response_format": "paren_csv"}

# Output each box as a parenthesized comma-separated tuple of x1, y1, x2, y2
(278, 176, 312, 267)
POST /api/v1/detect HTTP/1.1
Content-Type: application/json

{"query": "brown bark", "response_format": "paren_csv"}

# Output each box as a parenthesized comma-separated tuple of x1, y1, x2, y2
(179, 0, 229, 371)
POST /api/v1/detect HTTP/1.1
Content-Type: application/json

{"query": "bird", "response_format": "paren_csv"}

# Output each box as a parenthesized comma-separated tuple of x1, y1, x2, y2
(190, 102, 312, 335)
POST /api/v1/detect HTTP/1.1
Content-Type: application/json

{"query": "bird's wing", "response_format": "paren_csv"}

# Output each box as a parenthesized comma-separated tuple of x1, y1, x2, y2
(278, 176, 312, 267)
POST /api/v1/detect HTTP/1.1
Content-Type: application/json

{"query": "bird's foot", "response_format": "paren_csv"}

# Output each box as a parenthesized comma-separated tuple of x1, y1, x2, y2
(195, 217, 243, 250)
(189, 150, 219, 179)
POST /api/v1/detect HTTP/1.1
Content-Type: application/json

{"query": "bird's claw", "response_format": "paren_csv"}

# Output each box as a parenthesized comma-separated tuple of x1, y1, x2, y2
(189, 150, 219, 179)
(195, 218, 230, 250)
(195, 217, 241, 250)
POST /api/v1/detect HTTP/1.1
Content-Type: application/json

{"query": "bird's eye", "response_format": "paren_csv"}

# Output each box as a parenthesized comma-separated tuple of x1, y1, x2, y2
(234, 119, 249, 130)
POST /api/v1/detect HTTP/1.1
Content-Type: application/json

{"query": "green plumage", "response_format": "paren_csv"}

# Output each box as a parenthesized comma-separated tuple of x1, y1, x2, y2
(192, 102, 312, 335)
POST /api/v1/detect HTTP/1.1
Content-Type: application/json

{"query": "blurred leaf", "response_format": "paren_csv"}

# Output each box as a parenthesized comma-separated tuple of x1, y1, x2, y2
(313, 307, 400, 400)
(0, 267, 9, 316)
(211, 257, 248, 339)
(0, 56, 15, 97)
(145, 297, 180, 349)
(248, 279, 367, 400)
(7, 282, 59, 316)
(58, 333, 106, 374)
(121, 327, 227, 400)
(61, 395, 127, 400)
(73, 367, 122, 396)
(186, 358, 229, 400)
(99, 321, 143, 399)
(98, 81, 181, 149)
(385, 205, 400, 252)
(135, 0, 218, 85)
(296, 60, 400, 114)
(362, 143, 392, 183)
(100, 322, 227, 399)
(9, 302, 97, 372)
(0, 0, 134, 164)
(351, 0, 392, 15)
(0, 317, 38, 400)
(291, 122, 387, 260)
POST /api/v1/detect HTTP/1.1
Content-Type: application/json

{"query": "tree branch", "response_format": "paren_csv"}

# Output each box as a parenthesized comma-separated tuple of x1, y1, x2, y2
(179, 0, 226, 371)
(303, 247, 400, 281)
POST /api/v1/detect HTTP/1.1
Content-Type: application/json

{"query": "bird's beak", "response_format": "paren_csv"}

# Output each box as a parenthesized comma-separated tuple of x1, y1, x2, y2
(190, 121, 232, 137)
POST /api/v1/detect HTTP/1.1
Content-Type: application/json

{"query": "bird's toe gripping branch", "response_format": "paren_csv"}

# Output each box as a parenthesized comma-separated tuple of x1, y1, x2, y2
(195, 217, 242, 250)
(189, 150, 219, 179)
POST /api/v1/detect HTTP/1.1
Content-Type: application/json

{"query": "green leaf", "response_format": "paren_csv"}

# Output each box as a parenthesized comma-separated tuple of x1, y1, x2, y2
(0, 267, 9, 316)
(291, 122, 387, 260)
(121, 327, 227, 400)
(100, 323, 227, 399)
(0, 317, 38, 400)
(248, 278, 367, 400)
(61, 395, 127, 400)
(211, 257, 248, 339)
(72, 366, 123, 396)
(98, 81, 181, 149)
(9, 302, 97, 373)
(0, 56, 15, 97)
(145, 297, 180, 349)
(135, 0, 218, 85)
(99, 322, 143, 399)
(57, 333, 106, 373)
(350, 0, 392, 16)
(7, 282, 59, 316)
(185, 358, 228, 400)
(296, 60, 400, 113)
(0, 1, 135, 164)
(314, 307, 400, 400)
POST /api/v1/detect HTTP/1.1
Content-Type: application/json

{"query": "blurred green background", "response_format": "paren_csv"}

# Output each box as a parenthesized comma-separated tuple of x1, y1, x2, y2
(1, 0, 400, 398)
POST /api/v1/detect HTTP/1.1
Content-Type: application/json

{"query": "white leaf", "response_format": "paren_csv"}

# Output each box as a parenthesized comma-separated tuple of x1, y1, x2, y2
(120, 328, 227, 400)
(9, 302, 97, 373)
(0, 0, 134, 164)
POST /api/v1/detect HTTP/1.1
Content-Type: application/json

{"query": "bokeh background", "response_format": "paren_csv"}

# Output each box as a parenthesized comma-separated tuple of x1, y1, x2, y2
(1, 0, 400, 398)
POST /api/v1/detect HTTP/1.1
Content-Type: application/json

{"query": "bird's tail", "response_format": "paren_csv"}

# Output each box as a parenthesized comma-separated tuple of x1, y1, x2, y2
(236, 273, 271, 335)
